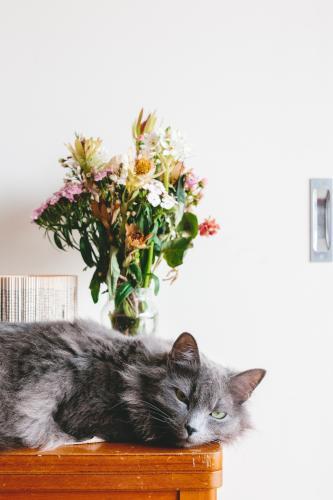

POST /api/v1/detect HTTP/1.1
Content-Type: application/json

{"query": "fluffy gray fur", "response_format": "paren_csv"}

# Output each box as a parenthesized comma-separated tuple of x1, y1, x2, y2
(0, 320, 265, 450)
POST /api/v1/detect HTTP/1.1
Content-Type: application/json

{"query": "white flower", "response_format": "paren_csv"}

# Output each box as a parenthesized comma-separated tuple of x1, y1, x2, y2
(108, 152, 134, 185)
(147, 191, 161, 207)
(144, 179, 176, 209)
(143, 179, 165, 195)
(145, 180, 164, 207)
(161, 193, 176, 210)
(140, 131, 161, 158)
(160, 127, 190, 162)
(94, 147, 109, 169)
(117, 163, 129, 185)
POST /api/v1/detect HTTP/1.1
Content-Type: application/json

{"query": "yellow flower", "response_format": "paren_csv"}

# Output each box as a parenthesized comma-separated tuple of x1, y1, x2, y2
(66, 135, 104, 174)
(170, 161, 185, 184)
(126, 156, 156, 191)
(125, 224, 152, 250)
(135, 158, 153, 175)
(132, 109, 157, 140)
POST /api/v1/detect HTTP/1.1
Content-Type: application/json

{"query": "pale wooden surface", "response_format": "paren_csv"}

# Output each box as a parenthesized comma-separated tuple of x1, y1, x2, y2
(0, 442, 222, 499)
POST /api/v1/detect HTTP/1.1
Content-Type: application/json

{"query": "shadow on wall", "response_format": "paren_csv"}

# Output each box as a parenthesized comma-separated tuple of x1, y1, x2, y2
(0, 204, 101, 319)
(0, 204, 80, 275)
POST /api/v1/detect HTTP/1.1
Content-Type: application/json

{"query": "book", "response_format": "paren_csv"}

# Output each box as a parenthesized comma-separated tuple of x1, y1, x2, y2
(0, 275, 77, 322)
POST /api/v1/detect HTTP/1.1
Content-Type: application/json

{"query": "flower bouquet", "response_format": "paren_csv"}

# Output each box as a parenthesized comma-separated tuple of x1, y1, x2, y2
(33, 110, 219, 335)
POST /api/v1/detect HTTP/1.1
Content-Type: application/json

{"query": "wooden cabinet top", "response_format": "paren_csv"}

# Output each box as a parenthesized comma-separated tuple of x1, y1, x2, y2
(0, 442, 223, 493)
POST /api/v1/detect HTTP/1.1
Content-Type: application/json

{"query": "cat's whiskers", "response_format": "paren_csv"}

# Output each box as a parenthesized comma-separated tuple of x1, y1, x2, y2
(135, 400, 179, 431)
(149, 415, 171, 425)
(148, 412, 178, 431)
(109, 400, 127, 411)
(139, 399, 171, 419)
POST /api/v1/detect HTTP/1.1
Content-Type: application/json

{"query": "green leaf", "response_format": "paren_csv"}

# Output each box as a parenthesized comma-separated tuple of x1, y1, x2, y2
(150, 273, 160, 295)
(137, 206, 145, 232)
(123, 298, 137, 318)
(152, 235, 162, 253)
(176, 175, 186, 204)
(115, 282, 134, 308)
(62, 226, 72, 247)
(177, 212, 198, 238)
(144, 205, 153, 232)
(151, 220, 159, 236)
(128, 262, 143, 287)
(79, 235, 95, 267)
(97, 221, 109, 248)
(162, 237, 191, 252)
(175, 202, 185, 226)
(53, 232, 64, 250)
(140, 249, 148, 276)
(106, 247, 121, 298)
(89, 270, 101, 304)
(136, 204, 152, 233)
(163, 237, 192, 268)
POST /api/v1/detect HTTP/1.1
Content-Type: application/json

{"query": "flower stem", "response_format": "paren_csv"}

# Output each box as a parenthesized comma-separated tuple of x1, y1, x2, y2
(163, 158, 169, 192)
(144, 241, 154, 288)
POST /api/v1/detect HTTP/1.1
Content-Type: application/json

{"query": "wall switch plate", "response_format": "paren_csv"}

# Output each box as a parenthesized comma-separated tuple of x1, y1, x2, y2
(310, 178, 333, 262)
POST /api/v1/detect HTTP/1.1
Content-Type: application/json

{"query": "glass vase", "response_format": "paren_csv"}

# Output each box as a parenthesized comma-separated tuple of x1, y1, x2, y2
(101, 287, 158, 336)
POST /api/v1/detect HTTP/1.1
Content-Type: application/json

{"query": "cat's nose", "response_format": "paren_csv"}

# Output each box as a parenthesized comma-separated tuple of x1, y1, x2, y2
(185, 424, 197, 436)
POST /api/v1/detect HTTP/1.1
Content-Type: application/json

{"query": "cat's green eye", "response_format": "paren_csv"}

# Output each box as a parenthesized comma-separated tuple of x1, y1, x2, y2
(175, 388, 188, 404)
(210, 411, 227, 420)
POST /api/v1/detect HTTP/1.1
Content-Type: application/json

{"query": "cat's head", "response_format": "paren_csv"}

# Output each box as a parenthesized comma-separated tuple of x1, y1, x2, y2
(123, 332, 266, 447)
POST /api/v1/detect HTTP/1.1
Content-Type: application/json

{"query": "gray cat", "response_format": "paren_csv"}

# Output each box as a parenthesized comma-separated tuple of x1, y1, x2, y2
(0, 320, 265, 450)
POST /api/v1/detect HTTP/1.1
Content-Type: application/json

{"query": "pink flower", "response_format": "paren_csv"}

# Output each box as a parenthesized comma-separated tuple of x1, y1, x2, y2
(199, 217, 220, 237)
(94, 167, 113, 181)
(184, 169, 199, 190)
(31, 182, 83, 222)
(48, 194, 61, 205)
(56, 182, 83, 201)
(31, 203, 48, 221)
(94, 171, 107, 181)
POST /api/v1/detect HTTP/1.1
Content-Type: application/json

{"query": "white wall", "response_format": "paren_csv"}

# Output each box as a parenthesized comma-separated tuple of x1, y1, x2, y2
(1, 1, 333, 498)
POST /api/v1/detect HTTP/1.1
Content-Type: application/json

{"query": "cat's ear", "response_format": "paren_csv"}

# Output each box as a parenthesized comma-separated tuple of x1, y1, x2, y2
(168, 332, 200, 369)
(229, 368, 266, 404)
